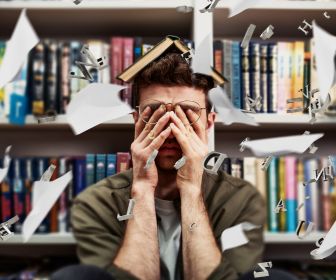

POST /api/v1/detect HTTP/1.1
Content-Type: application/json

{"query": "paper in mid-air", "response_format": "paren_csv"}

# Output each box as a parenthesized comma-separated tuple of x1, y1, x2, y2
(0, 9, 39, 89)
(226, 0, 262, 18)
(209, 86, 258, 126)
(0, 146, 12, 184)
(241, 133, 324, 157)
(66, 83, 133, 135)
(313, 22, 336, 103)
(22, 171, 73, 242)
(220, 222, 261, 251)
(191, 34, 213, 77)
(311, 220, 336, 260)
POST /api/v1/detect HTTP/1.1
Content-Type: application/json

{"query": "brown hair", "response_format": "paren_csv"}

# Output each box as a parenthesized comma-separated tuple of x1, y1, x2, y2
(132, 52, 214, 113)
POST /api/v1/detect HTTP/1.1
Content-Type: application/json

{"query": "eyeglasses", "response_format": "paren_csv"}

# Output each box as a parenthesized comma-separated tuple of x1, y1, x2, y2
(136, 99, 206, 125)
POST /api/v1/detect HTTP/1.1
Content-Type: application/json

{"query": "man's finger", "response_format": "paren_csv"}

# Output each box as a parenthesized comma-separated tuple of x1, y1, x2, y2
(148, 126, 172, 151)
(186, 109, 206, 143)
(169, 122, 194, 155)
(134, 106, 151, 140)
(175, 104, 190, 126)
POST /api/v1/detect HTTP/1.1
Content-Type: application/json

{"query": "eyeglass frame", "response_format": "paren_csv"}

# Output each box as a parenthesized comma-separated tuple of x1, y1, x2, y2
(135, 99, 207, 125)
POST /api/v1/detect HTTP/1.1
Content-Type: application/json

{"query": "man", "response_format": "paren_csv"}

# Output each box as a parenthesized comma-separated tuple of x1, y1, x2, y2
(71, 39, 266, 280)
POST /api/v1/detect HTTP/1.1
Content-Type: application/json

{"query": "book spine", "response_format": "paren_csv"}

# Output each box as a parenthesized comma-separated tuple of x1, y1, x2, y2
(260, 44, 268, 113)
(49, 158, 59, 232)
(304, 159, 312, 223)
(24, 158, 33, 216)
(285, 156, 297, 232)
(309, 159, 320, 229)
(13, 159, 25, 233)
(231, 41, 242, 109)
(111, 37, 123, 85)
(32, 42, 46, 116)
(85, 154, 96, 186)
(223, 40, 232, 100)
(69, 42, 83, 99)
(0, 177, 12, 223)
(106, 154, 117, 177)
(36, 158, 49, 233)
(278, 157, 286, 232)
(117, 152, 131, 173)
(249, 42, 261, 102)
(286, 43, 294, 110)
(303, 42, 311, 113)
(243, 157, 256, 186)
(297, 160, 306, 223)
(0, 42, 6, 116)
(241, 44, 250, 110)
(213, 40, 223, 74)
(66, 158, 74, 232)
(134, 37, 143, 62)
(231, 158, 243, 179)
(123, 38, 134, 106)
(96, 154, 107, 182)
(292, 41, 305, 111)
(321, 157, 332, 231)
(60, 42, 71, 114)
(310, 39, 319, 91)
(58, 158, 68, 233)
(267, 157, 278, 232)
(267, 44, 278, 113)
(255, 158, 267, 200)
(277, 43, 287, 113)
(74, 158, 86, 195)
(45, 41, 59, 114)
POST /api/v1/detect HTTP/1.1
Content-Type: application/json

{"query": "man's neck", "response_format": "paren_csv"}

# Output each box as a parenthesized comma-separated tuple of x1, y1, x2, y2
(155, 168, 179, 200)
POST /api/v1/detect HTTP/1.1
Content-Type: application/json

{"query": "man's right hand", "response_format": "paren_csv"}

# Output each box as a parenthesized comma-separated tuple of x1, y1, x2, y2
(130, 105, 171, 194)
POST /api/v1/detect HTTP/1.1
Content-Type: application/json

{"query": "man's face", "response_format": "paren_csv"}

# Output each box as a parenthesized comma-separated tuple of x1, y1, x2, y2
(133, 85, 216, 171)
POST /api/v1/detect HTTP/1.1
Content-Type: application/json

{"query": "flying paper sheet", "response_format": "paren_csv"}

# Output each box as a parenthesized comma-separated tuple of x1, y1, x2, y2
(22, 171, 72, 242)
(220, 222, 261, 251)
(0, 146, 12, 183)
(311, 220, 336, 259)
(241, 133, 324, 157)
(209, 86, 258, 126)
(191, 34, 213, 77)
(313, 22, 336, 103)
(0, 10, 39, 89)
(66, 83, 133, 135)
(226, 0, 262, 18)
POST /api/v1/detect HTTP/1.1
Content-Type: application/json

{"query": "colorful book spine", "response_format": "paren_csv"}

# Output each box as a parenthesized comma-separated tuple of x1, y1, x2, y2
(303, 43, 311, 113)
(277, 42, 288, 113)
(106, 154, 117, 177)
(292, 41, 305, 110)
(297, 160, 306, 223)
(60, 42, 71, 114)
(278, 157, 286, 232)
(117, 152, 131, 173)
(24, 158, 33, 216)
(231, 41, 242, 109)
(49, 158, 59, 232)
(134, 37, 143, 61)
(85, 154, 95, 186)
(241, 44, 250, 110)
(243, 157, 256, 186)
(45, 40, 59, 114)
(267, 43, 278, 113)
(122, 38, 134, 105)
(0, 175, 12, 223)
(58, 158, 68, 233)
(285, 156, 297, 232)
(13, 159, 25, 232)
(267, 157, 278, 232)
(74, 157, 86, 195)
(223, 40, 232, 101)
(249, 42, 260, 102)
(260, 44, 268, 113)
(309, 159, 320, 228)
(304, 159, 313, 223)
(96, 154, 107, 182)
(213, 40, 223, 74)
(321, 157, 332, 231)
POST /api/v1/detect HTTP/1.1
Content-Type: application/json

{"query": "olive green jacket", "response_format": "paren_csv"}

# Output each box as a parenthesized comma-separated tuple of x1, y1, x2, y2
(71, 168, 266, 280)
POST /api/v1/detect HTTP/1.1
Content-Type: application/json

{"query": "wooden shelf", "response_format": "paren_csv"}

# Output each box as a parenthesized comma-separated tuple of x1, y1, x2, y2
(0, 232, 325, 245)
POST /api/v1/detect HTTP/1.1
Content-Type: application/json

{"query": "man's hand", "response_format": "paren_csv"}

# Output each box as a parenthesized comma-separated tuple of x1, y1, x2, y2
(131, 105, 172, 193)
(169, 106, 209, 194)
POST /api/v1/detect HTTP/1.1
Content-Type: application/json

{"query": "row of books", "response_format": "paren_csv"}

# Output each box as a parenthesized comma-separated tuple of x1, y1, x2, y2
(0, 152, 131, 233)
(220, 156, 336, 232)
(213, 39, 328, 113)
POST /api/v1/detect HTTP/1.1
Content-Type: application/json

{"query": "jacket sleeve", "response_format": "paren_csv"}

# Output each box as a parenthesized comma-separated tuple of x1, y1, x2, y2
(71, 197, 139, 280)
(207, 189, 266, 280)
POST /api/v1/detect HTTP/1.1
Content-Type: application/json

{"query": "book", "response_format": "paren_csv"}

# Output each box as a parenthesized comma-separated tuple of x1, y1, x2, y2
(59, 42, 71, 114)
(134, 37, 143, 62)
(285, 156, 297, 232)
(111, 37, 123, 85)
(213, 40, 223, 74)
(117, 35, 225, 86)
(231, 158, 243, 179)
(243, 157, 256, 186)
(249, 42, 260, 102)
(24, 158, 33, 216)
(278, 157, 286, 232)
(303, 159, 313, 224)
(58, 158, 68, 233)
(231, 41, 242, 109)
(277, 42, 290, 113)
(13, 159, 25, 232)
(122, 38, 134, 105)
(291, 41, 305, 111)
(49, 158, 59, 233)
(96, 154, 107, 182)
(85, 154, 95, 186)
(267, 157, 278, 232)
(223, 39, 232, 100)
(74, 157, 86, 195)
(255, 158, 267, 200)
(267, 43, 278, 113)
(117, 152, 131, 173)
(0, 41, 6, 117)
(220, 157, 231, 175)
(260, 44, 268, 112)
(45, 40, 59, 114)
(241, 44, 250, 110)
(297, 160, 306, 223)
(106, 154, 117, 177)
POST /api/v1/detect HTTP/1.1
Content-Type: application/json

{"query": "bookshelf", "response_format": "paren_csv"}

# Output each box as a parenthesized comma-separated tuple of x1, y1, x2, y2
(0, 0, 336, 274)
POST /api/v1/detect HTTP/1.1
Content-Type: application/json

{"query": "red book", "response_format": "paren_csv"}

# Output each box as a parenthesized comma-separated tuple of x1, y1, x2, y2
(1, 179, 12, 223)
(123, 38, 134, 105)
(117, 152, 131, 173)
(110, 37, 123, 85)
(49, 158, 59, 233)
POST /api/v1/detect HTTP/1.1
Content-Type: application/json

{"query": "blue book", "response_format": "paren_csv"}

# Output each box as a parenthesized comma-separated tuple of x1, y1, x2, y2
(35, 158, 50, 233)
(134, 37, 143, 61)
(106, 154, 117, 177)
(96, 154, 107, 182)
(13, 159, 25, 233)
(85, 154, 95, 187)
(267, 157, 278, 232)
(249, 42, 260, 101)
(231, 41, 242, 109)
(74, 157, 86, 195)
(304, 159, 312, 223)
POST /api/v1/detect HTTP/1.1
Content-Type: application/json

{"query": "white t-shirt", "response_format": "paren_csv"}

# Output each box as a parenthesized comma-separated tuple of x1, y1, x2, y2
(155, 197, 182, 280)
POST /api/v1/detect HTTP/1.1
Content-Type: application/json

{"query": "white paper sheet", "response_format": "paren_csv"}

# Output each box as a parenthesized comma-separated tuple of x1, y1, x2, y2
(22, 171, 73, 242)
(226, 0, 262, 18)
(220, 222, 261, 251)
(241, 133, 324, 157)
(209, 86, 258, 126)
(313, 22, 336, 103)
(66, 83, 133, 135)
(191, 34, 213, 77)
(0, 10, 39, 89)
(311, 220, 336, 259)
(0, 146, 12, 183)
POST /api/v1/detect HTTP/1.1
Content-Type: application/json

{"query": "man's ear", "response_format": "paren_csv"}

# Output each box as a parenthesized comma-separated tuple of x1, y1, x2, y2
(206, 112, 216, 130)
(132, 111, 139, 124)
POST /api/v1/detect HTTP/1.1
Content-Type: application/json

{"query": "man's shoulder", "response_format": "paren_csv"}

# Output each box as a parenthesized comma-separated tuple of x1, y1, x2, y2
(74, 168, 133, 205)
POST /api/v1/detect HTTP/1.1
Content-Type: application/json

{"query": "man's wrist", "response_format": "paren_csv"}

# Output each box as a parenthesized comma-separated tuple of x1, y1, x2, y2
(131, 182, 155, 199)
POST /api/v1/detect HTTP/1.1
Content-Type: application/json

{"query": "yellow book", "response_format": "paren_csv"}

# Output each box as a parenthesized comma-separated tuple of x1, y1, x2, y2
(278, 157, 286, 231)
(291, 41, 305, 111)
